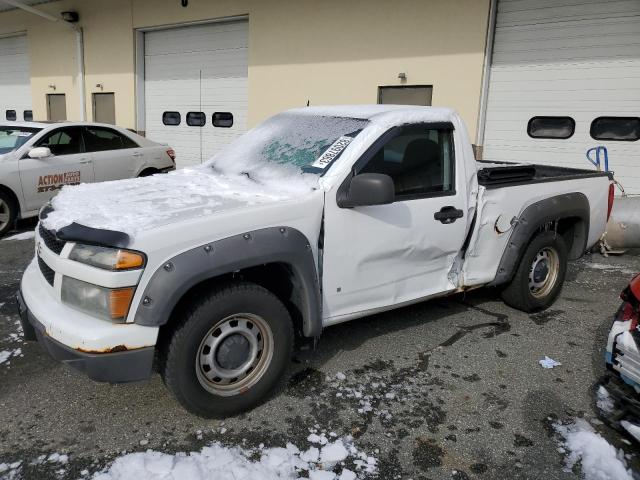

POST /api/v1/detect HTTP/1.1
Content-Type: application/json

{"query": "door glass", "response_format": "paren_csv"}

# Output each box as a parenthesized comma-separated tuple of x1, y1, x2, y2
(46, 94, 67, 121)
(378, 86, 433, 106)
(38, 128, 84, 155)
(84, 127, 138, 152)
(359, 127, 455, 199)
(93, 93, 116, 125)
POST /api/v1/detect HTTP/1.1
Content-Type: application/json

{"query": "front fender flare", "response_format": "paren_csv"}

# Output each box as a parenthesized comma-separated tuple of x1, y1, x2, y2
(133, 227, 322, 338)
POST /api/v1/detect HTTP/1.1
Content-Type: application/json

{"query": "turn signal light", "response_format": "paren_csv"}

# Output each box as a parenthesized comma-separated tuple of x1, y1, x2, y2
(110, 287, 136, 320)
(115, 251, 145, 270)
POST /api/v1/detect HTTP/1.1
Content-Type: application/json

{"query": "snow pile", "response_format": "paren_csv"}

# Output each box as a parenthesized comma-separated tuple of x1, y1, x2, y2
(539, 356, 562, 369)
(2, 230, 35, 241)
(554, 419, 633, 480)
(596, 386, 615, 414)
(43, 164, 318, 238)
(0, 348, 22, 365)
(620, 420, 640, 443)
(91, 436, 375, 480)
(0, 461, 22, 479)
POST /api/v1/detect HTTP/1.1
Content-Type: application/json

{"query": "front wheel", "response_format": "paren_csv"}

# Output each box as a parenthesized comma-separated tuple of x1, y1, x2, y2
(161, 282, 293, 418)
(501, 231, 568, 312)
(0, 191, 17, 237)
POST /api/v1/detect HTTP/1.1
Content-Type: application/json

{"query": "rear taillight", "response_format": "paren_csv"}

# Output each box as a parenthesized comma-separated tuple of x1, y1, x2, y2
(607, 182, 615, 221)
(620, 274, 640, 330)
(167, 148, 176, 162)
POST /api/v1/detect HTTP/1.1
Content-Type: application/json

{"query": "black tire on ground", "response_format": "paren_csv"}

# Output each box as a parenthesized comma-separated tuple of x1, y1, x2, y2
(161, 282, 294, 418)
(500, 230, 568, 313)
(0, 190, 17, 237)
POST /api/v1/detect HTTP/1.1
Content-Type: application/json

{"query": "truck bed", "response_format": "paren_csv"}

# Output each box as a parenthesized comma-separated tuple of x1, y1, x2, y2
(477, 160, 612, 188)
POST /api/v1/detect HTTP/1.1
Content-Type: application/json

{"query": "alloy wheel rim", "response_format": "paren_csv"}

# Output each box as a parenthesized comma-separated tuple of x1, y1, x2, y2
(195, 313, 274, 397)
(528, 247, 559, 299)
(0, 198, 9, 230)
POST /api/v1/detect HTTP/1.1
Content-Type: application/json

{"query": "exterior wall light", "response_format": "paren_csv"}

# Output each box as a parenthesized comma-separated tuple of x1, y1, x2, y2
(61, 11, 79, 23)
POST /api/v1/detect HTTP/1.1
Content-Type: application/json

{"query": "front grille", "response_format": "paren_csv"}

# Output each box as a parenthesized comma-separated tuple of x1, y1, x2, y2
(38, 256, 55, 287)
(39, 224, 65, 255)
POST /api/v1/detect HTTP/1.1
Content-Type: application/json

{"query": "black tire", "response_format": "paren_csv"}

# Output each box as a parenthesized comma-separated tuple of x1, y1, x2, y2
(0, 190, 17, 237)
(161, 282, 293, 418)
(138, 168, 159, 177)
(501, 231, 568, 313)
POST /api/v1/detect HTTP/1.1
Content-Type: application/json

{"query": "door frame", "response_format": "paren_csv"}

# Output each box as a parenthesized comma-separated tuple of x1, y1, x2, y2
(133, 14, 249, 136)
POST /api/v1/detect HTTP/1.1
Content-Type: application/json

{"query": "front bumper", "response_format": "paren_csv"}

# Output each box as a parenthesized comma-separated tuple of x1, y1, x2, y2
(17, 285, 155, 384)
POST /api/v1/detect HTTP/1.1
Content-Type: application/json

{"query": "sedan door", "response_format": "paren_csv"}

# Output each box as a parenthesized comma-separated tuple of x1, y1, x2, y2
(19, 127, 94, 212)
(83, 126, 143, 181)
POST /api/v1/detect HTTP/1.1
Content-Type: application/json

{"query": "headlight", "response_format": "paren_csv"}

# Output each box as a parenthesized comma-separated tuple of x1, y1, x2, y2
(61, 276, 135, 322)
(68, 244, 145, 270)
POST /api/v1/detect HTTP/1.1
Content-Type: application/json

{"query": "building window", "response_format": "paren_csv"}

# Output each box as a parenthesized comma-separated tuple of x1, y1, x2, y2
(378, 85, 433, 106)
(5, 110, 16, 121)
(590, 117, 640, 142)
(23, 110, 33, 121)
(162, 111, 181, 126)
(186, 111, 206, 127)
(527, 117, 575, 139)
(212, 112, 233, 128)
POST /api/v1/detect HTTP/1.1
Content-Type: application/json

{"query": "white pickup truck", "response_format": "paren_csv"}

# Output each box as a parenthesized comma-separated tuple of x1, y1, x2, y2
(17, 106, 614, 417)
(0, 122, 176, 236)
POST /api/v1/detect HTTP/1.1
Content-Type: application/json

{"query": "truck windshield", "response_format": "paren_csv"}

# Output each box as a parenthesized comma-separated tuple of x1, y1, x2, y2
(0, 126, 41, 154)
(210, 113, 369, 176)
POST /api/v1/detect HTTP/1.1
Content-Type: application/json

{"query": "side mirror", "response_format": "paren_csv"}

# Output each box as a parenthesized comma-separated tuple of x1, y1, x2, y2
(28, 147, 52, 159)
(338, 173, 395, 208)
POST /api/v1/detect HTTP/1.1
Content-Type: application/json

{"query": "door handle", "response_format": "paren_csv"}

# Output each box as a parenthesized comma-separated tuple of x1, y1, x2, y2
(434, 206, 464, 224)
(79, 159, 92, 164)
(132, 152, 143, 157)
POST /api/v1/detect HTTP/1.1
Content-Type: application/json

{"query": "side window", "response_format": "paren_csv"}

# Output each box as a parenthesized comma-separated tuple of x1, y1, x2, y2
(359, 127, 455, 199)
(590, 117, 640, 141)
(212, 112, 233, 128)
(6, 110, 16, 121)
(527, 116, 575, 139)
(23, 110, 33, 122)
(84, 127, 138, 152)
(186, 111, 206, 127)
(37, 128, 84, 155)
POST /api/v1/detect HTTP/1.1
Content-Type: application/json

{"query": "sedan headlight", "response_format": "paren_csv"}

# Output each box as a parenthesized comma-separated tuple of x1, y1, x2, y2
(61, 276, 135, 322)
(68, 244, 145, 270)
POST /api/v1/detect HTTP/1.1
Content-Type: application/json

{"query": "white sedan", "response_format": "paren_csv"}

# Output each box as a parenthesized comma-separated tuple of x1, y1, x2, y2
(0, 122, 175, 236)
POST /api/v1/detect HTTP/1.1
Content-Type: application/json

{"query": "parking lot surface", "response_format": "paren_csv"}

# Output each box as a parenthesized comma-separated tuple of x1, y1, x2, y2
(1, 223, 638, 479)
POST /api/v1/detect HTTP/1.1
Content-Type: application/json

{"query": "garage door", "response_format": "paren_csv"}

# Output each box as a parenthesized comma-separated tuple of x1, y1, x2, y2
(0, 34, 32, 122)
(143, 20, 248, 168)
(483, 0, 640, 194)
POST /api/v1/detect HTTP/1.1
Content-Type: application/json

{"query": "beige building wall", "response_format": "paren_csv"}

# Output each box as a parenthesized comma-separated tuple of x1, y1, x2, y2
(0, 0, 490, 137)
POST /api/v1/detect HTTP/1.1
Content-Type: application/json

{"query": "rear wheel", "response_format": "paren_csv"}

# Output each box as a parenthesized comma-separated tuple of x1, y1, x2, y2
(501, 231, 568, 312)
(161, 282, 293, 418)
(0, 191, 17, 237)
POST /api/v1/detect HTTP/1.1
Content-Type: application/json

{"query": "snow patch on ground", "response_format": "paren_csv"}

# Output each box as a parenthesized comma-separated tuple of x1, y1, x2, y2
(555, 419, 634, 480)
(596, 386, 615, 414)
(0, 348, 22, 365)
(2, 230, 35, 241)
(90, 436, 375, 480)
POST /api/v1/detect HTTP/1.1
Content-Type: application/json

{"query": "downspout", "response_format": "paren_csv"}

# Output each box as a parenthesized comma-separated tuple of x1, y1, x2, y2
(475, 0, 498, 157)
(0, 0, 86, 120)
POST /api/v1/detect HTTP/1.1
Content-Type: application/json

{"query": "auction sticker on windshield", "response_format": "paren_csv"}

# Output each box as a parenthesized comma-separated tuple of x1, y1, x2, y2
(311, 136, 354, 169)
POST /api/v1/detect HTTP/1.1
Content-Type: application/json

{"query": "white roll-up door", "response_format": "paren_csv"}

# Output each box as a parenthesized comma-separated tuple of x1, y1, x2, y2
(0, 34, 32, 122)
(483, 0, 640, 194)
(143, 20, 248, 168)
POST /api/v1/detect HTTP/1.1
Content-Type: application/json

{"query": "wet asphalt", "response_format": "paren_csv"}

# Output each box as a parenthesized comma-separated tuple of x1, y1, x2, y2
(0, 219, 639, 479)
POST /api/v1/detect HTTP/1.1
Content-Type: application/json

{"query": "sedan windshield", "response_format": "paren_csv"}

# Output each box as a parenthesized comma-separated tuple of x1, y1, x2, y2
(210, 113, 370, 178)
(0, 126, 41, 154)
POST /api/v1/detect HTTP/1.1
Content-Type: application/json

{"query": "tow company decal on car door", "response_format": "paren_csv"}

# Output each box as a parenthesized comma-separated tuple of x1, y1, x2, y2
(37, 171, 81, 193)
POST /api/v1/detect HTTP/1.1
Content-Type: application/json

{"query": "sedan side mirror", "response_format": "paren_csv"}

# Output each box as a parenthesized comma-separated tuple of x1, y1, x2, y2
(338, 173, 395, 208)
(28, 147, 52, 159)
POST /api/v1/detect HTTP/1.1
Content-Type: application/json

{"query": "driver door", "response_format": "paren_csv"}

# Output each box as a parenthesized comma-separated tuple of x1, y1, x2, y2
(19, 127, 94, 212)
(321, 124, 469, 321)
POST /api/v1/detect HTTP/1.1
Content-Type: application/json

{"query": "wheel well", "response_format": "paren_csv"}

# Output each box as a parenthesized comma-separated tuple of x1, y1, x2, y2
(138, 167, 160, 177)
(0, 184, 19, 212)
(161, 262, 306, 339)
(555, 216, 587, 260)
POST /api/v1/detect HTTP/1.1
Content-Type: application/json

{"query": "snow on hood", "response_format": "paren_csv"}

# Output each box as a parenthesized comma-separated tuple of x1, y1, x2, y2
(42, 164, 318, 238)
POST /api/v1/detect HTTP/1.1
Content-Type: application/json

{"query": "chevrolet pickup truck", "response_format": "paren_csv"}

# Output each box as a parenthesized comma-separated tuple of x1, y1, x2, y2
(17, 106, 614, 417)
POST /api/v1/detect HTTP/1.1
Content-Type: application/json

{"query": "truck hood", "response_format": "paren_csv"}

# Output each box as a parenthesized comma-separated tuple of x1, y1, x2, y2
(41, 164, 320, 239)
